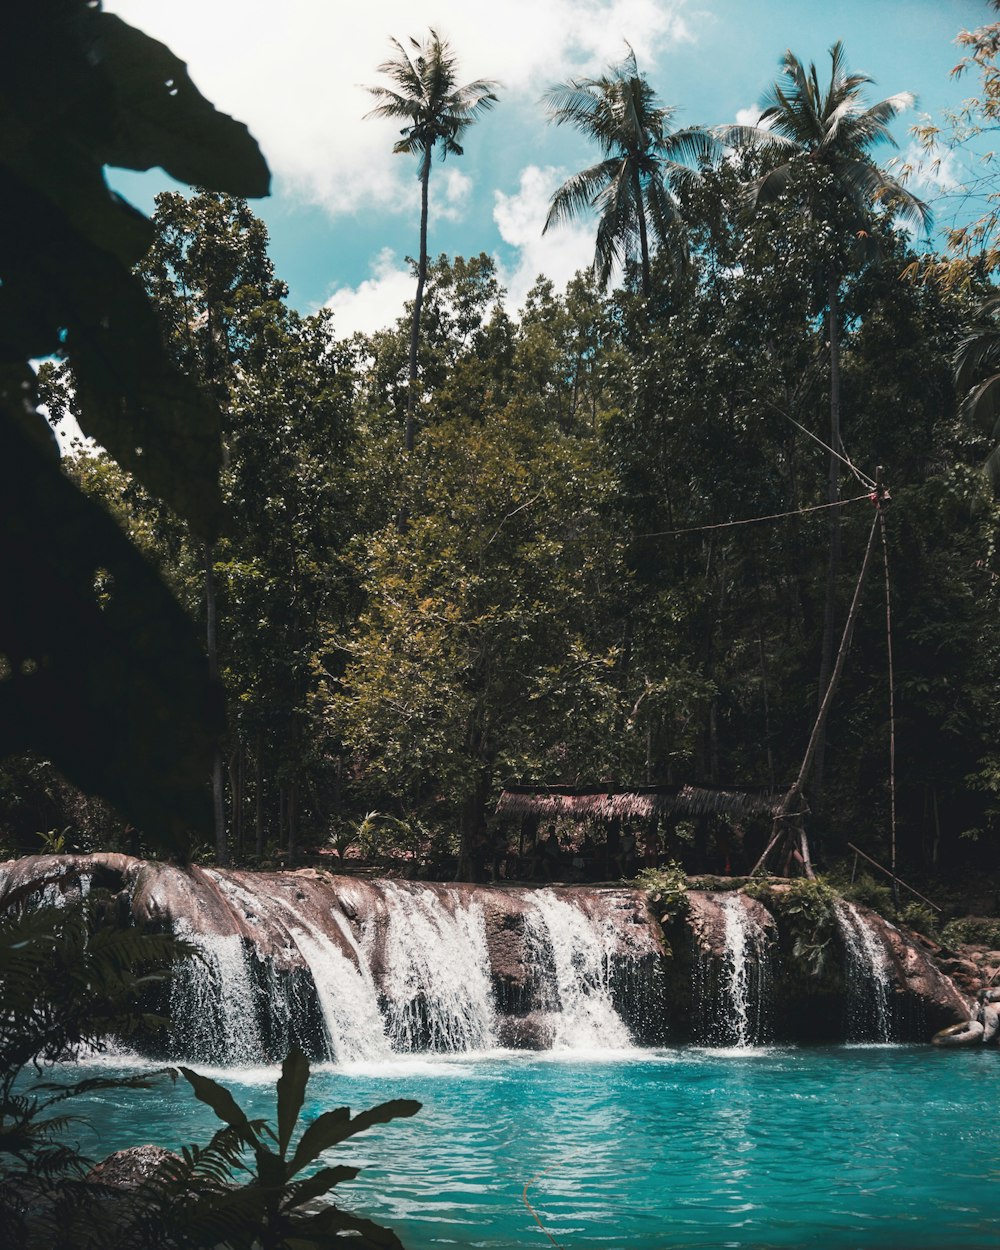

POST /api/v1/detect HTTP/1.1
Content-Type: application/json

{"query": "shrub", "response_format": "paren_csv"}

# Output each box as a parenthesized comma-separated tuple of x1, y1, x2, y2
(748, 878, 838, 976)
(898, 902, 941, 941)
(942, 916, 1000, 949)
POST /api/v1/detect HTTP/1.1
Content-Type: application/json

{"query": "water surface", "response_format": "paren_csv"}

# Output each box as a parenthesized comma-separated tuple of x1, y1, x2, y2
(69, 1046, 1000, 1249)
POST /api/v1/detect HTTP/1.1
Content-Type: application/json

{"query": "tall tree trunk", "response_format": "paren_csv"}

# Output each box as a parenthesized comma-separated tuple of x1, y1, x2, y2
(812, 277, 842, 802)
(204, 543, 227, 866)
(455, 767, 492, 883)
(634, 168, 651, 297)
(287, 779, 298, 863)
(229, 742, 244, 857)
(406, 143, 432, 453)
(254, 735, 264, 859)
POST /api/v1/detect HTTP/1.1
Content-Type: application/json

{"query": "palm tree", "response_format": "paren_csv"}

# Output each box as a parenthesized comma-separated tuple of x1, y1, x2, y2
(954, 294, 1000, 488)
(721, 42, 929, 800)
(366, 31, 499, 451)
(542, 46, 718, 297)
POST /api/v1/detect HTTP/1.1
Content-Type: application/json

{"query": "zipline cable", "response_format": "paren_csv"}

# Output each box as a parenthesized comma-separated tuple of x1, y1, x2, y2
(640, 492, 873, 540)
(769, 405, 877, 490)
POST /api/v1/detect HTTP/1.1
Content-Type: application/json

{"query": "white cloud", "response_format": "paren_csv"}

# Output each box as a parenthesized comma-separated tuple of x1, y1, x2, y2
(493, 165, 596, 310)
(438, 168, 474, 223)
(105, 0, 695, 219)
(324, 168, 597, 335)
(324, 247, 412, 337)
(735, 104, 765, 129)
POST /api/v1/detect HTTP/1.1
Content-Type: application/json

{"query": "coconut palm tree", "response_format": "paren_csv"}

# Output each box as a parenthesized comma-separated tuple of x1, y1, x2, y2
(720, 42, 929, 800)
(543, 46, 718, 297)
(367, 31, 499, 451)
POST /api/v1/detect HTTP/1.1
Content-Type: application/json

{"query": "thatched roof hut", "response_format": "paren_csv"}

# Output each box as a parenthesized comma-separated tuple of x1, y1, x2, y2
(496, 783, 780, 823)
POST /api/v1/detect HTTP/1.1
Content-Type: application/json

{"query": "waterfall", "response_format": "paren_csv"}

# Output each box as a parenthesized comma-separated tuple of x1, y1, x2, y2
(272, 904, 390, 1065)
(721, 893, 770, 1048)
(692, 893, 771, 1047)
(835, 900, 895, 1042)
(169, 930, 263, 1065)
(524, 889, 633, 1050)
(378, 883, 497, 1053)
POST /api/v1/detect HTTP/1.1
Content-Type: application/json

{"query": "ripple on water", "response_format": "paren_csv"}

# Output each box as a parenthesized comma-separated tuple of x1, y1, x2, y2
(46, 1045, 1000, 1250)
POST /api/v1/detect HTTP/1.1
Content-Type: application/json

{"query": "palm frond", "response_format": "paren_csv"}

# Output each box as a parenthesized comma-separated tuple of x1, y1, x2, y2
(543, 160, 620, 231)
(543, 46, 714, 289)
(746, 162, 795, 212)
(833, 158, 930, 231)
(963, 373, 1000, 428)
(661, 126, 721, 166)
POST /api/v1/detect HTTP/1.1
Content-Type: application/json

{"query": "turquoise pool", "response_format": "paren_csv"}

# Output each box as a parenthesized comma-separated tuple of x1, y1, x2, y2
(68, 1046, 1000, 1249)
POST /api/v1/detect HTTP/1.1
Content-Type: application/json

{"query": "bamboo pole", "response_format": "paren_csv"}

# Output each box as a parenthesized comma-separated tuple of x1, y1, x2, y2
(752, 509, 881, 876)
(845, 842, 941, 912)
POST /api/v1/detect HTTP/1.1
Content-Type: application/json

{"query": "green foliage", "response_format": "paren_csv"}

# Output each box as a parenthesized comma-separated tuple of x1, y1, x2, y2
(636, 862, 689, 955)
(146, 1048, 419, 1249)
(837, 872, 895, 916)
(1, 1, 270, 856)
(543, 47, 717, 294)
(636, 862, 689, 922)
(898, 902, 941, 941)
(941, 915, 1000, 950)
(749, 879, 839, 976)
(0, 888, 190, 1246)
(0, 882, 417, 1249)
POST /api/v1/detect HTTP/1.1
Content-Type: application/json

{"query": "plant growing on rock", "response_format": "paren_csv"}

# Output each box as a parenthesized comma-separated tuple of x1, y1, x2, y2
(637, 862, 689, 956)
(747, 878, 838, 976)
(636, 862, 689, 922)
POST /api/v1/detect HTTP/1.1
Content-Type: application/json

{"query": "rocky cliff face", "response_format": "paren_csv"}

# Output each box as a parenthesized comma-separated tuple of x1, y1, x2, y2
(0, 855, 971, 1058)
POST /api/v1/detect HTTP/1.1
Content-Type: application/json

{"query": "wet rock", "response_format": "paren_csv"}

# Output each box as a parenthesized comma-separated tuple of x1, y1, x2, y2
(496, 1011, 552, 1050)
(88, 1145, 180, 1189)
(870, 912, 972, 1036)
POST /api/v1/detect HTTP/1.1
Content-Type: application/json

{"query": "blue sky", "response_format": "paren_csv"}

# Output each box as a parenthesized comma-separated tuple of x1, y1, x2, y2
(107, 0, 989, 334)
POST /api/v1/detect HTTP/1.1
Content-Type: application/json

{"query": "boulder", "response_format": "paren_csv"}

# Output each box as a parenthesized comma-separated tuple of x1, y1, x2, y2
(88, 1145, 180, 1190)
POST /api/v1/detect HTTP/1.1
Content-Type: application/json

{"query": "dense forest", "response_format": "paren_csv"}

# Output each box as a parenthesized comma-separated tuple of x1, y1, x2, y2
(5, 4, 1000, 890)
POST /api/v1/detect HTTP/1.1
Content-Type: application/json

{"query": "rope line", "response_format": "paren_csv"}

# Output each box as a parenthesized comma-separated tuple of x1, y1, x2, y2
(640, 492, 873, 540)
(878, 507, 898, 901)
(777, 409, 877, 489)
(522, 1153, 580, 1250)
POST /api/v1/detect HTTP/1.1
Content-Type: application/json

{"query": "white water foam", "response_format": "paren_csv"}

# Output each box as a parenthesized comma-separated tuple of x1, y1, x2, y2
(378, 883, 497, 1053)
(525, 890, 633, 1050)
(169, 930, 263, 1065)
(835, 899, 894, 1043)
(264, 893, 391, 1065)
(720, 894, 770, 1049)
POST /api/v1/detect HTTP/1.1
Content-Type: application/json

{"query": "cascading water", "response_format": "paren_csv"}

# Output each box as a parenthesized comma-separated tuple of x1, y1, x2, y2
(721, 893, 771, 1047)
(693, 893, 771, 1047)
(169, 930, 263, 1065)
(5, 854, 969, 1057)
(835, 900, 895, 1042)
(524, 889, 633, 1050)
(274, 906, 390, 1064)
(377, 883, 497, 1053)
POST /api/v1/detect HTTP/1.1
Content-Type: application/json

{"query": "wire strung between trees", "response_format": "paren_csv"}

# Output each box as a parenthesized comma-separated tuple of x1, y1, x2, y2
(774, 408, 877, 490)
(640, 492, 873, 540)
